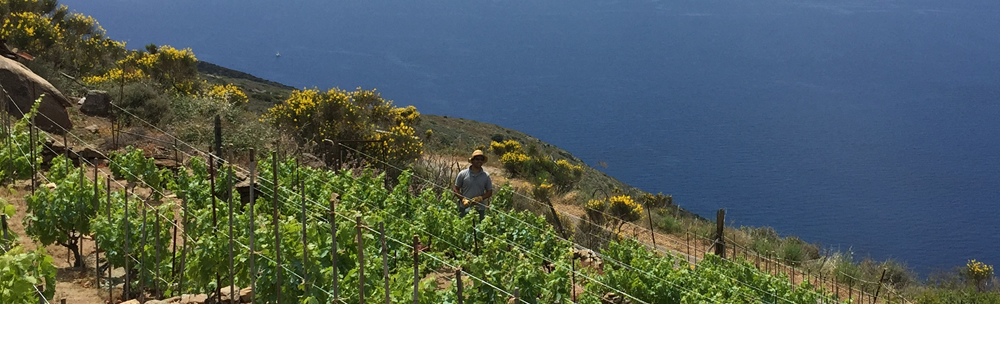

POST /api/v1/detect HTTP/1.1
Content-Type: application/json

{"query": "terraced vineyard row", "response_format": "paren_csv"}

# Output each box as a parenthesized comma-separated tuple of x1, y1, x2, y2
(2, 110, 835, 303)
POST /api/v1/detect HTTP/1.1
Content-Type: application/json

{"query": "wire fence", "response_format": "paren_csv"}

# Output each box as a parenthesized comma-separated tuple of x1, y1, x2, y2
(1, 75, 908, 304)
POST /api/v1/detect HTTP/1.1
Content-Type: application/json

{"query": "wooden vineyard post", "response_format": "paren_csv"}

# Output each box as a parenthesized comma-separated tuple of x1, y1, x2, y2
(63, 135, 69, 170)
(228, 164, 235, 304)
(213, 115, 222, 170)
(647, 207, 655, 249)
(571, 254, 577, 303)
(874, 268, 887, 304)
(733, 242, 738, 260)
(855, 280, 861, 304)
(356, 216, 364, 304)
(139, 207, 147, 303)
(170, 222, 177, 280)
(818, 270, 824, 292)
(835, 276, 839, 302)
(106, 178, 112, 303)
(412, 235, 419, 304)
(332, 139, 340, 170)
(472, 217, 479, 255)
(686, 233, 690, 259)
(154, 210, 161, 300)
(248, 149, 256, 303)
(380, 222, 389, 304)
(1, 214, 6, 247)
(28, 119, 34, 194)
(173, 139, 180, 178)
(209, 149, 217, 225)
(179, 191, 189, 296)
(272, 151, 281, 304)
(123, 183, 130, 300)
(329, 196, 338, 302)
(456, 267, 463, 304)
(514, 287, 519, 304)
(300, 179, 309, 296)
(93, 165, 100, 287)
(209, 149, 221, 302)
(848, 279, 854, 304)
(715, 209, 725, 259)
(765, 253, 769, 274)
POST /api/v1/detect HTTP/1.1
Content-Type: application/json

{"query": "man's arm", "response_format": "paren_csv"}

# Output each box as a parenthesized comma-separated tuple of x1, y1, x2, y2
(454, 171, 464, 200)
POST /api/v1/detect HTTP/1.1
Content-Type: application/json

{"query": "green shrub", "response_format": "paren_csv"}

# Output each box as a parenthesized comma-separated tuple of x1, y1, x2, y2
(658, 211, 682, 233)
(118, 81, 172, 125)
(780, 239, 805, 265)
(912, 288, 1000, 304)
(833, 252, 864, 283)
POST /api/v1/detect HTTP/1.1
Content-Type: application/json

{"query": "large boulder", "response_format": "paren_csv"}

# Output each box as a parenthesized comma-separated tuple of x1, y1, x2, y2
(80, 90, 111, 117)
(0, 56, 73, 133)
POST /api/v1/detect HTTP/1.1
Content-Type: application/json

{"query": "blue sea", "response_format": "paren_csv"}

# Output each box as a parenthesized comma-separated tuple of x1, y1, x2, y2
(61, 0, 1000, 276)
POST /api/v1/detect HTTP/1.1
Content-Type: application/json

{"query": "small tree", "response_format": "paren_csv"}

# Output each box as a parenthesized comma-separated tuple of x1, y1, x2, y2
(265, 87, 423, 168)
(84, 45, 200, 93)
(23, 158, 101, 268)
(967, 259, 994, 292)
(606, 195, 643, 235)
(586, 195, 643, 237)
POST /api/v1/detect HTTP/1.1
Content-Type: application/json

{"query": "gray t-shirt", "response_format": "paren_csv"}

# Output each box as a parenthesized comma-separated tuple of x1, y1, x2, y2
(455, 168, 493, 201)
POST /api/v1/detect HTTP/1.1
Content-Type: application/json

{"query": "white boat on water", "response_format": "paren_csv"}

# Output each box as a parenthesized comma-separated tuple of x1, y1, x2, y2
(276, 51, 281, 57)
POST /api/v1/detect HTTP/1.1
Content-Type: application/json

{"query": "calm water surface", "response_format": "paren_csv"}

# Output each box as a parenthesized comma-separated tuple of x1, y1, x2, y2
(61, 0, 1000, 275)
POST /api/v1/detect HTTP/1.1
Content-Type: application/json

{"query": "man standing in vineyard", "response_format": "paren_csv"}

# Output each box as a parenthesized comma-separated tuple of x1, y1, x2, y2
(453, 150, 493, 220)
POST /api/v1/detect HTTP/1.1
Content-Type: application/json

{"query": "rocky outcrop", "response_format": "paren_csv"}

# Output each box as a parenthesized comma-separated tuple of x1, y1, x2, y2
(0, 56, 73, 133)
(80, 90, 111, 117)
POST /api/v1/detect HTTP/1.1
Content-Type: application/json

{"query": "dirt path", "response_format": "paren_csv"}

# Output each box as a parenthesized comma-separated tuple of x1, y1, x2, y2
(2, 179, 109, 304)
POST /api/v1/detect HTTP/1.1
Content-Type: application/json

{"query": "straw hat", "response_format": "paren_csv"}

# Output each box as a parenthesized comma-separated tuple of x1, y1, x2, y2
(469, 149, 487, 163)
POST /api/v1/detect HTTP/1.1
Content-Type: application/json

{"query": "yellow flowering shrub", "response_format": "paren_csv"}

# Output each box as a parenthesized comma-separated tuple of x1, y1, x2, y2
(640, 192, 671, 208)
(532, 182, 554, 202)
(967, 259, 994, 291)
(607, 194, 643, 222)
(552, 159, 584, 187)
(500, 152, 530, 176)
(490, 140, 522, 157)
(584, 199, 607, 225)
(0, 11, 62, 54)
(206, 83, 249, 106)
(498, 147, 582, 189)
(264, 87, 423, 166)
(0, 5, 126, 76)
(586, 195, 642, 235)
(83, 45, 198, 93)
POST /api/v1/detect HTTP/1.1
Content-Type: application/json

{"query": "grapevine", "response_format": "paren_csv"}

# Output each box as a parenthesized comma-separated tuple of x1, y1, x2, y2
(8, 149, 837, 303)
(0, 199, 56, 304)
